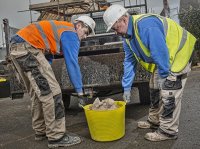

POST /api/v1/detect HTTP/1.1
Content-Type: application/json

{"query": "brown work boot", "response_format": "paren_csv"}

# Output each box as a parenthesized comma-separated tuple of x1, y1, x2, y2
(137, 121, 159, 129)
(48, 134, 81, 148)
(144, 131, 177, 142)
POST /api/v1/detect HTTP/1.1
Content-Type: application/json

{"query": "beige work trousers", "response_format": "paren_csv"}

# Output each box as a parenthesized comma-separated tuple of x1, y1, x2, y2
(10, 42, 65, 140)
(148, 64, 191, 136)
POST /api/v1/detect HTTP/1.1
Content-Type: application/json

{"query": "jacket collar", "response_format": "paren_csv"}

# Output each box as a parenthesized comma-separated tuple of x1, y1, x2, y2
(126, 16, 133, 39)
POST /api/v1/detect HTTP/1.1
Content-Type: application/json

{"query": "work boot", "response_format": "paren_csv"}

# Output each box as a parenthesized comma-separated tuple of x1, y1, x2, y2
(137, 121, 159, 129)
(144, 131, 178, 142)
(48, 134, 81, 148)
(35, 134, 47, 141)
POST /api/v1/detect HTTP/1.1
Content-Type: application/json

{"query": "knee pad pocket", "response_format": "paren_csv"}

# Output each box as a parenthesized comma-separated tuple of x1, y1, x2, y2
(31, 68, 51, 96)
(161, 96, 175, 119)
(54, 94, 65, 119)
(150, 89, 160, 109)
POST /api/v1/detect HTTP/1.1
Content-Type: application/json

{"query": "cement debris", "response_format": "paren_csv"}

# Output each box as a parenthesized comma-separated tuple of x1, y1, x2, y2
(89, 98, 118, 110)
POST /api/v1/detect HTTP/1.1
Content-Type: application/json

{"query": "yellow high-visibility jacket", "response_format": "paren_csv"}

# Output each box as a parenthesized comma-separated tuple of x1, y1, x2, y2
(126, 14, 196, 73)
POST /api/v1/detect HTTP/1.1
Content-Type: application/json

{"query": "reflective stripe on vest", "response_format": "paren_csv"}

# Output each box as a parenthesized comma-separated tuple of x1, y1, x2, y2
(126, 39, 156, 73)
(34, 22, 51, 51)
(126, 14, 196, 73)
(49, 21, 60, 52)
(34, 21, 76, 54)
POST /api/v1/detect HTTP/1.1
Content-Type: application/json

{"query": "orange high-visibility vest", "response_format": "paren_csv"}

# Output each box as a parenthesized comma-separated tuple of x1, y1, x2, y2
(17, 20, 76, 55)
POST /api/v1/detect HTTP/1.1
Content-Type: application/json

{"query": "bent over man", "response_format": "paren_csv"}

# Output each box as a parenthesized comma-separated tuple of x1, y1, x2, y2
(103, 4, 196, 141)
(9, 16, 95, 148)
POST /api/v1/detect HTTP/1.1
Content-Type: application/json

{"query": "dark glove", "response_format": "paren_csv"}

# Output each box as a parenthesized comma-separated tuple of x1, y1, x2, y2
(77, 88, 95, 108)
(78, 94, 89, 108)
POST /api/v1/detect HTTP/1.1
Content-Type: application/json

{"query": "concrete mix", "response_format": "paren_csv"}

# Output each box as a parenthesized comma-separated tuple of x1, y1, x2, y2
(89, 98, 118, 110)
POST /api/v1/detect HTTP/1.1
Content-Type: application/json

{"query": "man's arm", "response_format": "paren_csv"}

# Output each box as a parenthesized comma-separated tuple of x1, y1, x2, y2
(139, 17, 170, 78)
(60, 31, 83, 93)
(122, 39, 137, 91)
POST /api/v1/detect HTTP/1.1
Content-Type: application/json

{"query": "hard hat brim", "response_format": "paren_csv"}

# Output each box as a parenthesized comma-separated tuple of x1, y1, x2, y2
(91, 30, 95, 35)
(106, 26, 112, 32)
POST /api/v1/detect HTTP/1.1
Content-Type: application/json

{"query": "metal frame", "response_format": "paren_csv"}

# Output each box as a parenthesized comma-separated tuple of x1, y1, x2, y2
(29, 0, 148, 21)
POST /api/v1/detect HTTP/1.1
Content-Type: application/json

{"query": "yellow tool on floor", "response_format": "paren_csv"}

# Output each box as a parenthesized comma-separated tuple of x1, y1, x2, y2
(0, 77, 6, 82)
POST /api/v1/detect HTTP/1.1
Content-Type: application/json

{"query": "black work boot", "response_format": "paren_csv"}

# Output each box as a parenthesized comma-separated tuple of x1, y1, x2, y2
(48, 134, 81, 148)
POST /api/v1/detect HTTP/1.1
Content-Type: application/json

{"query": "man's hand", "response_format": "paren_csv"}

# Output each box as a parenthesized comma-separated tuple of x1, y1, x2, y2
(123, 91, 131, 103)
(77, 93, 88, 108)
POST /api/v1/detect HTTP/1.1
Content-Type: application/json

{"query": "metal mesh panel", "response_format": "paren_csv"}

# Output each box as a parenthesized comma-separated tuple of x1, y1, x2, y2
(94, 17, 108, 34)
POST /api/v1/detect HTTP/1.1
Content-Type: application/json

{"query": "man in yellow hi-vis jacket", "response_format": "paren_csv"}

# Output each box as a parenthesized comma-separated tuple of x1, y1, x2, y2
(103, 4, 196, 141)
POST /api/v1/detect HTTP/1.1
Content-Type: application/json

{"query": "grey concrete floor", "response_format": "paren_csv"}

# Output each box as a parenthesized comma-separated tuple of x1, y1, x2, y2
(0, 68, 200, 149)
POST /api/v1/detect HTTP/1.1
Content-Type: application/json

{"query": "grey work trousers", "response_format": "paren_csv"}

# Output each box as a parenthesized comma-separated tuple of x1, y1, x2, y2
(10, 42, 65, 141)
(148, 64, 191, 136)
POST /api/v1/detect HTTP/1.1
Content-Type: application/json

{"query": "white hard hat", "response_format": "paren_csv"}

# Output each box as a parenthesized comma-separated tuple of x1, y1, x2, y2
(103, 4, 128, 32)
(75, 15, 96, 35)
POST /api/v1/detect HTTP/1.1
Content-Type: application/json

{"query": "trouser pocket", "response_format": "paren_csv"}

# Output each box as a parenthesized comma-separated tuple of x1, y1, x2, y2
(16, 52, 51, 96)
(162, 76, 182, 90)
(150, 89, 160, 109)
(53, 93, 65, 119)
(161, 96, 175, 119)
(16, 52, 38, 72)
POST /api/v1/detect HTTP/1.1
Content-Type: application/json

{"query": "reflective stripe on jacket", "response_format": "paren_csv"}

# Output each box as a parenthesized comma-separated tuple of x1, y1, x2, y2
(17, 20, 76, 55)
(126, 14, 196, 73)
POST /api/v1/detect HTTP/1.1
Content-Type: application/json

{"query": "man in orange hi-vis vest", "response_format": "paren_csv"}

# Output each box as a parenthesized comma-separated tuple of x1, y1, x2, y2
(9, 16, 95, 148)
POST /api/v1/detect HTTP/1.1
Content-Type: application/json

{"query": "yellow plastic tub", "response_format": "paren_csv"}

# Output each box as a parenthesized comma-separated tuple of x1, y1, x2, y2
(83, 101, 126, 142)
